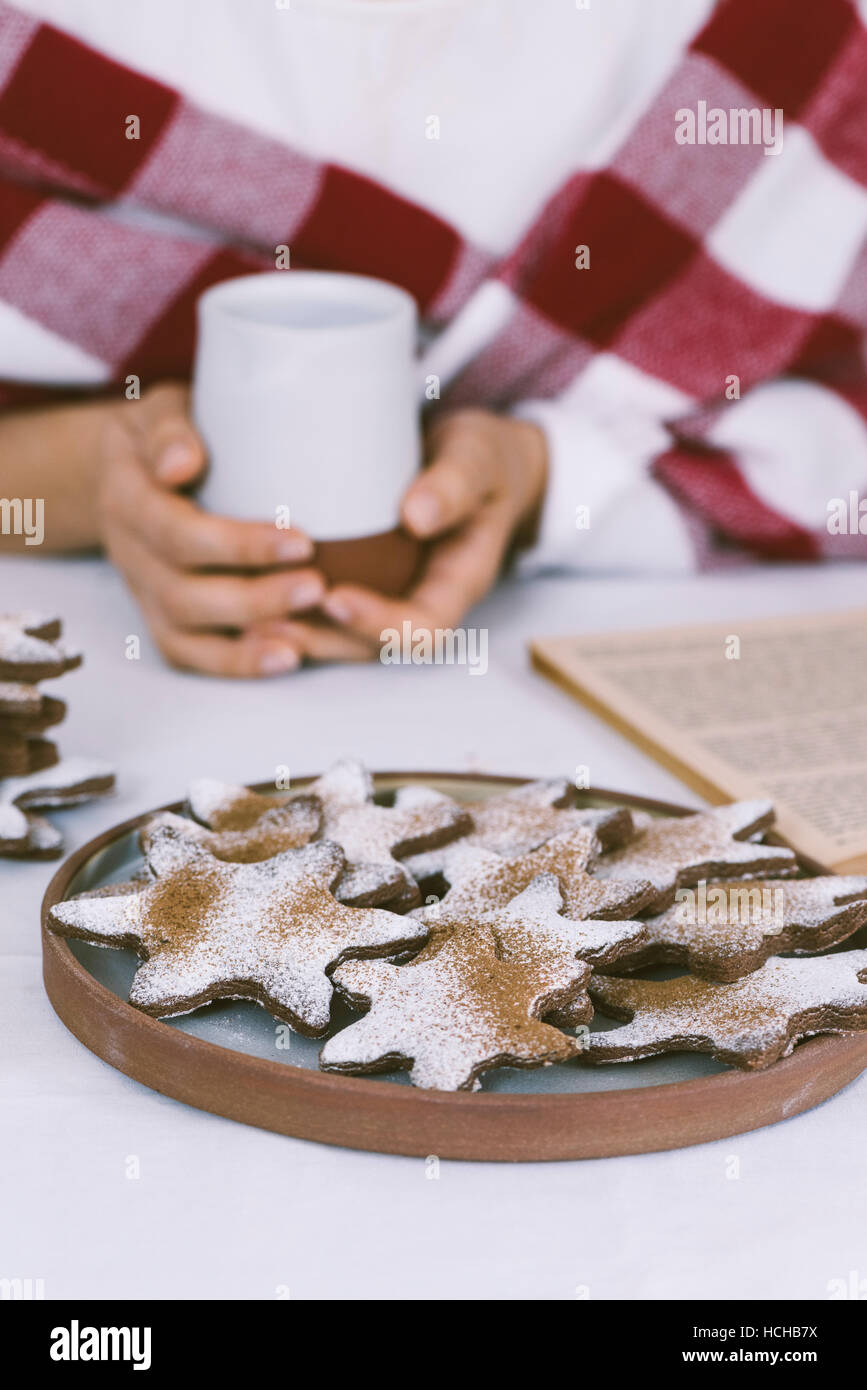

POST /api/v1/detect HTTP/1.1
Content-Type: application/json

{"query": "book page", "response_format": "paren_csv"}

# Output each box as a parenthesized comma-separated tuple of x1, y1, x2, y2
(531, 608, 867, 871)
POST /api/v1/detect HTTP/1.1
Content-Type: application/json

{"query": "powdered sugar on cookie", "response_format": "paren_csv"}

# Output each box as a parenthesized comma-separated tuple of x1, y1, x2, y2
(323, 889, 589, 1091)
(49, 823, 427, 1033)
(419, 872, 645, 1028)
(423, 830, 654, 937)
(588, 951, 867, 1069)
(592, 801, 797, 910)
(624, 875, 867, 980)
(146, 792, 321, 864)
(0, 757, 114, 857)
(310, 759, 470, 907)
(0, 613, 81, 681)
(404, 778, 634, 880)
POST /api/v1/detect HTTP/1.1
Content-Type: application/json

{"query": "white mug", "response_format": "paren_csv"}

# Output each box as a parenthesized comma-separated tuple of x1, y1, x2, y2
(192, 271, 423, 589)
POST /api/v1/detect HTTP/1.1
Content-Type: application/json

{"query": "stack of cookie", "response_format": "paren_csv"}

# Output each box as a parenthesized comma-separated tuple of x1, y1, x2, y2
(0, 613, 115, 859)
(47, 760, 867, 1088)
(0, 613, 79, 778)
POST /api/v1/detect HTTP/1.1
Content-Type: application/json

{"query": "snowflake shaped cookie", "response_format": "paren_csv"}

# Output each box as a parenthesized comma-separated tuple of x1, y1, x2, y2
(48, 822, 428, 1035)
(623, 875, 867, 981)
(322, 878, 591, 1090)
(421, 829, 654, 950)
(309, 760, 471, 908)
(0, 757, 114, 858)
(0, 613, 81, 682)
(404, 778, 634, 880)
(587, 951, 867, 1070)
(591, 801, 797, 910)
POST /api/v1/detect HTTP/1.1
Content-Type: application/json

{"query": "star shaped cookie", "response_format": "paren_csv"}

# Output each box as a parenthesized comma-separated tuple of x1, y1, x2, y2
(422, 869, 644, 970)
(622, 875, 867, 981)
(591, 801, 797, 911)
(465, 779, 636, 855)
(0, 682, 66, 733)
(404, 778, 634, 881)
(0, 757, 115, 859)
(322, 880, 590, 1090)
(587, 950, 867, 1070)
(48, 823, 428, 1035)
(0, 613, 81, 682)
(141, 764, 470, 909)
(309, 761, 471, 909)
(420, 830, 655, 949)
(418, 871, 645, 1027)
(0, 732, 58, 777)
(143, 783, 321, 864)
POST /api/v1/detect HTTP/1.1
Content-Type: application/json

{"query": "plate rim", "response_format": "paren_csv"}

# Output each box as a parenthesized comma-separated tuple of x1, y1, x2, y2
(40, 771, 867, 1161)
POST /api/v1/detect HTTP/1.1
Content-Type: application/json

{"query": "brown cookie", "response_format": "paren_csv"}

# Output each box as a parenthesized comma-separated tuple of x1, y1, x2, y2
(421, 831, 654, 961)
(620, 876, 867, 981)
(587, 951, 867, 1070)
(404, 778, 635, 881)
(155, 767, 430, 906)
(322, 879, 590, 1090)
(420, 870, 646, 1028)
(186, 779, 319, 839)
(0, 733, 58, 777)
(591, 801, 797, 911)
(579, 806, 636, 852)
(9, 757, 115, 810)
(0, 613, 81, 682)
(75, 873, 153, 900)
(145, 803, 411, 910)
(308, 761, 471, 910)
(143, 782, 322, 864)
(0, 810, 64, 859)
(466, 780, 636, 856)
(0, 757, 115, 860)
(0, 683, 66, 733)
(48, 824, 429, 1036)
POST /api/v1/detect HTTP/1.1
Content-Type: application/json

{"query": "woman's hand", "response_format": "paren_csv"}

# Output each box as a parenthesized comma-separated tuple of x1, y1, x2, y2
(287, 408, 547, 660)
(97, 393, 546, 672)
(97, 383, 324, 676)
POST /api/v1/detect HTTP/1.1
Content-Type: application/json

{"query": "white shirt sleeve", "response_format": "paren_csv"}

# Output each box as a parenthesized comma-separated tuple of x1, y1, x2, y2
(512, 374, 867, 575)
(512, 397, 697, 575)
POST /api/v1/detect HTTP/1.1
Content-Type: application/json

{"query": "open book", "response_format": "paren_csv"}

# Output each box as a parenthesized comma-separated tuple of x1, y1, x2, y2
(531, 607, 867, 873)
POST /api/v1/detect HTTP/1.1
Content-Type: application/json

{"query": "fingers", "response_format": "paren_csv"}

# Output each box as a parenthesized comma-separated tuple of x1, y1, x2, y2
(322, 588, 432, 650)
(98, 383, 334, 677)
(401, 411, 500, 538)
(109, 527, 325, 628)
(145, 613, 376, 678)
(402, 409, 548, 543)
(147, 615, 301, 678)
(411, 502, 513, 620)
(140, 487, 312, 570)
(106, 388, 543, 676)
(106, 387, 315, 567)
(323, 501, 513, 640)
(252, 618, 376, 664)
(104, 442, 313, 570)
(135, 383, 207, 488)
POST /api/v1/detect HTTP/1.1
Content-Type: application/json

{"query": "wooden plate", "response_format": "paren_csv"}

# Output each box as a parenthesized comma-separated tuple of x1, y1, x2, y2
(41, 773, 867, 1162)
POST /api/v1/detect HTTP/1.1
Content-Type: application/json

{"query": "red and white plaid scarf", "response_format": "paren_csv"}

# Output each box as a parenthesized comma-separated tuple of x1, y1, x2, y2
(1, 0, 867, 563)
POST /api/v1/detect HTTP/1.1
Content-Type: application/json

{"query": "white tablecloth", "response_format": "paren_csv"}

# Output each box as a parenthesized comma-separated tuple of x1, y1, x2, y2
(2, 554, 866, 1300)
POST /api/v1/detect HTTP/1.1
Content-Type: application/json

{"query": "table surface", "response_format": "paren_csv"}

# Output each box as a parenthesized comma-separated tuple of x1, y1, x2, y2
(3, 552, 867, 1300)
